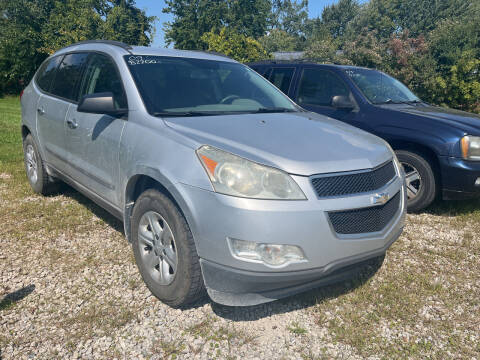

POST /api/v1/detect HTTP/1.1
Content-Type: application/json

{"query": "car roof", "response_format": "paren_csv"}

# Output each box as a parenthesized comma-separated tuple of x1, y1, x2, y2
(52, 40, 237, 63)
(247, 60, 375, 71)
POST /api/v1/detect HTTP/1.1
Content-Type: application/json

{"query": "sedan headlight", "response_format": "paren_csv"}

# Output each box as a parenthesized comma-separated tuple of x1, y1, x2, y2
(461, 136, 480, 160)
(197, 145, 306, 200)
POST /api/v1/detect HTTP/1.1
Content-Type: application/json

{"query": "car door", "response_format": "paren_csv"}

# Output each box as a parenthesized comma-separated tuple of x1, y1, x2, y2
(295, 67, 359, 123)
(35, 55, 71, 171)
(65, 52, 128, 206)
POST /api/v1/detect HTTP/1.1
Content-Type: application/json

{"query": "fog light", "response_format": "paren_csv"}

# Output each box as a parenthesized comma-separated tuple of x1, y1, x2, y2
(475, 178, 480, 187)
(228, 239, 306, 267)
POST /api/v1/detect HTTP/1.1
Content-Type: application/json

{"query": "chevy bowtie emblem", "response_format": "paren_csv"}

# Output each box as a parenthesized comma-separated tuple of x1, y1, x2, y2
(372, 193, 390, 205)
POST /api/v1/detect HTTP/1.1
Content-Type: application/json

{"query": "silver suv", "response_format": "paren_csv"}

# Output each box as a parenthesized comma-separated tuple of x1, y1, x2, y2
(21, 40, 406, 307)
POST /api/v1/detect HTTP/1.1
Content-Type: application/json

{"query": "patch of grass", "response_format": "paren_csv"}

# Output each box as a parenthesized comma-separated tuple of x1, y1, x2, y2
(185, 318, 216, 338)
(152, 339, 185, 359)
(0, 298, 15, 311)
(60, 300, 138, 342)
(288, 322, 308, 335)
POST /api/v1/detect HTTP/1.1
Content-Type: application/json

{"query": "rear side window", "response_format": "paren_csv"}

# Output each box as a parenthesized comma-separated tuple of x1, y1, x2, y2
(36, 56, 63, 92)
(269, 67, 295, 94)
(78, 53, 127, 108)
(297, 68, 350, 106)
(50, 53, 89, 101)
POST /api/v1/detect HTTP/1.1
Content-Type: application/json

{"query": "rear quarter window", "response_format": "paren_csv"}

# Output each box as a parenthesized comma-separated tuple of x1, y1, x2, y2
(49, 53, 89, 102)
(36, 56, 63, 92)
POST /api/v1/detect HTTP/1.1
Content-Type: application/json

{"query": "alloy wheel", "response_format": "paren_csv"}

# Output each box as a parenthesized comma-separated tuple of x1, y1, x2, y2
(401, 162, 422, 200)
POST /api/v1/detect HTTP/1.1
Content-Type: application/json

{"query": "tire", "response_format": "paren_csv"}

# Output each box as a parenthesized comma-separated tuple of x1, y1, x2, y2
(131, 189, 205, 308)
(396, 150, 437, 212)
(23, 134, 54, 195)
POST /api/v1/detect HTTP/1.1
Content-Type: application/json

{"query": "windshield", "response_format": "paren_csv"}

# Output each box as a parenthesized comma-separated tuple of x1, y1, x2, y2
(344, 68, 420, 105)
(124, 55, 297, 115)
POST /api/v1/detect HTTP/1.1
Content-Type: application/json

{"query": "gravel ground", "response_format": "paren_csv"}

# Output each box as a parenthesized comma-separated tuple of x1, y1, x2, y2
(1, 174, 479, 360)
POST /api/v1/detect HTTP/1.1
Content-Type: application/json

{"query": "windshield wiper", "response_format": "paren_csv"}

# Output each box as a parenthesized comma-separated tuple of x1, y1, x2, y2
(152, 111, 226, 117)
(152, 107, 298, 117)
(253, 107, 297, 113)
(375, 99, 422, 105)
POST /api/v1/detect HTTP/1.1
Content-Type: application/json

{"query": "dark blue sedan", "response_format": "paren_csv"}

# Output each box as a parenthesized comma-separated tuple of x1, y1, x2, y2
(249, 61, 480, 211)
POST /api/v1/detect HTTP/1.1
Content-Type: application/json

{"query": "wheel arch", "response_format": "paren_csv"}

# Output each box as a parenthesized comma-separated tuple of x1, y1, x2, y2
(21, 125, 31, 140)
(123, 169, 195, 244)
(389, 141, 442, 192)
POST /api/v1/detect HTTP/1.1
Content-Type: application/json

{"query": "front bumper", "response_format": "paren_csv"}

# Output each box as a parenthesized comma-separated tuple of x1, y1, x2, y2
(177, 173, 405, 306)
(439, 156, 480, 200)
(202, 227, 401, 306)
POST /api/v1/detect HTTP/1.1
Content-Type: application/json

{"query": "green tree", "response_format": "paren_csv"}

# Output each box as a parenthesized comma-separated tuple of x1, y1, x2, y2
(321, 0, 360, 39)
(163, 0, 271, 50)
(228, 0, 271, 38)
(0, 0, 154, 95)
(0, 0, 54, 94)
(201, 27, 269, 63)
(163, 0, 228, 50)
(258, 29, 298, 53)
(270, 0, 309, 36)
(102, 0, 155, 46)
(303, 36, 340, 63)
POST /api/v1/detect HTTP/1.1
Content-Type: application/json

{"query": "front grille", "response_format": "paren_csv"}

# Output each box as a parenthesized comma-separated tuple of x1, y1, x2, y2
(328, 192, 401, 234)
(311, 161, 396, 198)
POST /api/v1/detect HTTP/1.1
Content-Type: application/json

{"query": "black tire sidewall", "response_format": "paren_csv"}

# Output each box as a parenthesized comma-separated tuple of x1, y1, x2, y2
(131, 190, 200, 307)
(396, 150, 436, 212)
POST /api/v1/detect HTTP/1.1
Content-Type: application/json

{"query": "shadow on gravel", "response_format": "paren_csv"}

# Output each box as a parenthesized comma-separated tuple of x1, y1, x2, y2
(46, 183, 387, 321)
(210, 256, 385, 321)
(48, 183, 124, 234)
(0, 284, 35, 311)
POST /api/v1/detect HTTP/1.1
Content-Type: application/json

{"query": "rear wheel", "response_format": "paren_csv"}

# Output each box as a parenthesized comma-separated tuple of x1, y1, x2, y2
(396, 150, 437, 212)
(23, 134, 54, 195)
(131, 189, 205, 307)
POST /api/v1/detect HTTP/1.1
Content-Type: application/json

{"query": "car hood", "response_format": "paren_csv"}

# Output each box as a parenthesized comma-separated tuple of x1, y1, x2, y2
(164, 111, 393, 176)
(392, 104, 480, 133)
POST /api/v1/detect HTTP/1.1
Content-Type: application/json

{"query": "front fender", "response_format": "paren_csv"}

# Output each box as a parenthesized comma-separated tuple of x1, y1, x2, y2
(122, 165, 200, 246)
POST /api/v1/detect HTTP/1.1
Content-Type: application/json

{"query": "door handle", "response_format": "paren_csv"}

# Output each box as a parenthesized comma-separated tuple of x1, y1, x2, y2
(37, 107, 45, 115)
(66, 118, 78, 129)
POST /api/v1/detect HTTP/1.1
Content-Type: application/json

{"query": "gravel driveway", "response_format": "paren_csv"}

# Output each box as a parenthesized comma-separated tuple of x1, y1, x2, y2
(1, 169, 479, 359)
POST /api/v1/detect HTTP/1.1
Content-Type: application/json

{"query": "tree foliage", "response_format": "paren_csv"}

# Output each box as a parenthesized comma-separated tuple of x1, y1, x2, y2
(163, 0, 270, 50)
(0, 0, 154, 95)
(201, 27, 269, 63)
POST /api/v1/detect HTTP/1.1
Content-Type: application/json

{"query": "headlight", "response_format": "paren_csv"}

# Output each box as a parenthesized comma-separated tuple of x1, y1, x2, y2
(229, 238, 306, 267)
(461, 136, 480, 160)
(197, 145, 306, 200)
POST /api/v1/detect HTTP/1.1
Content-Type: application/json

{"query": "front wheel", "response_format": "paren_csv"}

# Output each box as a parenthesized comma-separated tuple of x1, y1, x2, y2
(131, 189, 205, 308)
(396, 150, 437, 212)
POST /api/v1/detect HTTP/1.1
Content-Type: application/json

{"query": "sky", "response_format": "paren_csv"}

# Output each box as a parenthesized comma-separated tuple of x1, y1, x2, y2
(134, 0, 366, 47)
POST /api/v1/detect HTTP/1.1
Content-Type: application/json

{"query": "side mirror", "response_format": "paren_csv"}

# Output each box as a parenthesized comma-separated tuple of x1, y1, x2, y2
(331, 95, 355, 110)
(77, 92, 127, 116)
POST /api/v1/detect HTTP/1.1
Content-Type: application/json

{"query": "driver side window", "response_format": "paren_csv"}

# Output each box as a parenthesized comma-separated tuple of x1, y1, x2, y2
(79, 53, 127, 109)
(297, 68, 350, 107)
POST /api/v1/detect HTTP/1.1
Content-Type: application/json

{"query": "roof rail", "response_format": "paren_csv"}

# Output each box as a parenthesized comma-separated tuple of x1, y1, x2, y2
(196, 50, 231, 59)
(248, 59, 320, 65)
(64, 40, 133, 53)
